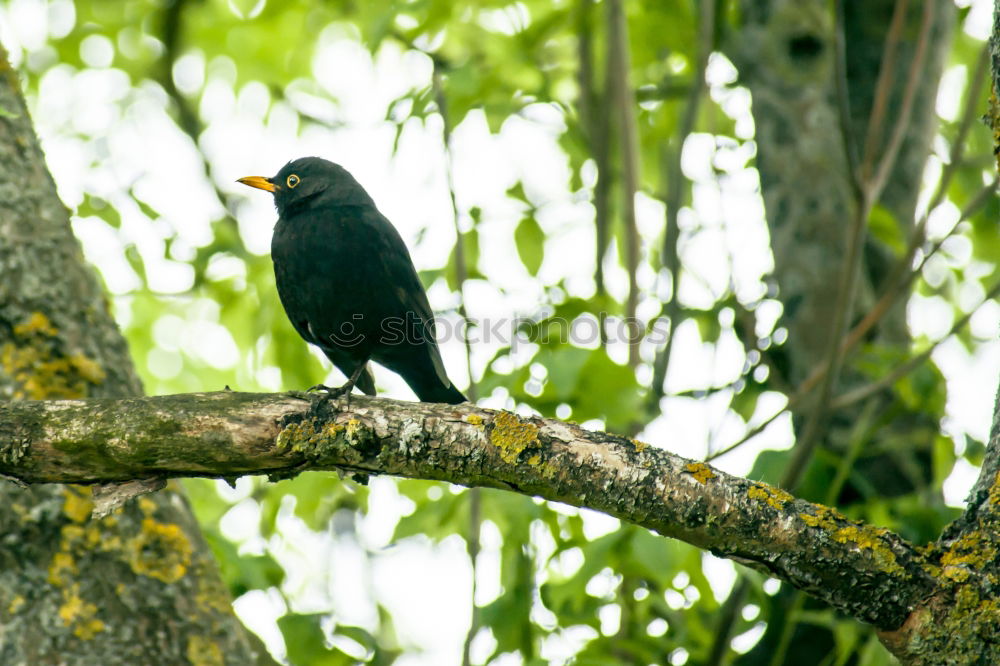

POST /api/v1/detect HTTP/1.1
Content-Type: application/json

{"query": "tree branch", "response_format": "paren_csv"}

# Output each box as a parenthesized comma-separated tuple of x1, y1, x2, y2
(0, 391, 937, 630)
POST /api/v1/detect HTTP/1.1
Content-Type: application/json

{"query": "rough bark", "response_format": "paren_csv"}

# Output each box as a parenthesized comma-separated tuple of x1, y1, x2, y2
(0, 45, 269, 665)
(878, 392, 1000, 662)
(0, 391, 940, 631)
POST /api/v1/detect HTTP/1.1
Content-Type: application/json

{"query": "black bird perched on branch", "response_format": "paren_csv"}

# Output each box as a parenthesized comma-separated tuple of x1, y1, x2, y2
(238, 157, 466, 404)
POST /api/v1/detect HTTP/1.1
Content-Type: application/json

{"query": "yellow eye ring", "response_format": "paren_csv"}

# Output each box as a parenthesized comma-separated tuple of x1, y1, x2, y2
(286, 174, 300, 188)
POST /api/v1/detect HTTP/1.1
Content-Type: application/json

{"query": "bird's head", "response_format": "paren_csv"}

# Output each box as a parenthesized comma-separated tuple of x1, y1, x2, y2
(237, 156, 373, 216)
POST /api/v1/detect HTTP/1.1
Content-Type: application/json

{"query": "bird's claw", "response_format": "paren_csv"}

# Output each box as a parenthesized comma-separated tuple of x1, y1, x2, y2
(307, 383, 354, 418)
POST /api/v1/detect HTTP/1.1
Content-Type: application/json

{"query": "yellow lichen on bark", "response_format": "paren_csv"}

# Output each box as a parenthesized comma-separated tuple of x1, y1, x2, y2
(798, 505, 904, 575)
(344, 418, 365, 446)
(186, 635, 225, 666)
(940, 531, 997, 582)
(63, 486, 94, 523)
(748, 482, 793, 509)
(138, 496, 158, 516)
(684, 462, 716, 484)
(49, 502, 126, 589)
(48, 551, 77, 586)
(490, 411, 539, 464)
(58, 583, 105, 640)
(126, 518, 193, 583)
(987, 470, 1000, 507)
(276, 419, 346, 455)
(68, 352, 105, 384)
(7, 595, 24, 615)
(1, 311, 105, 399)
(194, 564, 234, 616)
(13, 312, 58, 337)
(797, 504, 846, 528)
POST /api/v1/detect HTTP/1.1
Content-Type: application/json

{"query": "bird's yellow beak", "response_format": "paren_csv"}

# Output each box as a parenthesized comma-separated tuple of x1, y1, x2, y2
(237, 176, 277, 193)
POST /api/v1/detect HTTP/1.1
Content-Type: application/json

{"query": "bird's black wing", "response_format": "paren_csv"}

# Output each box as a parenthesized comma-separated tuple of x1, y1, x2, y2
(271, 212, 377, 396)
(362, 208, 452, 390)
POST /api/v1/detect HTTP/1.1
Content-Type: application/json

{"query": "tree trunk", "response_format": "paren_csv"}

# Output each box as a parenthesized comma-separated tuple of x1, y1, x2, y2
(0, 45, 269, 665)
(724, 0, 955, 661)
(736, 0, 953, 382)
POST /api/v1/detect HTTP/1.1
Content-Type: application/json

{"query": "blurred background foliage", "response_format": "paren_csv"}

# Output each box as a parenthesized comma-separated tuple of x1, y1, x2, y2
(1, 0, 997, 664)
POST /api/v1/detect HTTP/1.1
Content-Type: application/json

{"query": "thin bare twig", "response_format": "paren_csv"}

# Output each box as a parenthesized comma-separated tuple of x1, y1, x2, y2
(430, 69, 478, 405)
(819, 4, 965, 373)
(430, 66, 481, 666)
(576, 0, 612, 300)
(704, 578, 749, 666)
(156, 0, 250, 262)
(831, 278, 1000, 410)
(607, 0, 642, 367)
(859, 0, 910, 181)
(932, 44, 992, 204)
(647, 0, 715, 418)
(861, 42, 992, 312)
(833, 0, 861, 196)
(870, 0, 936, 197)
(842, 173, 997, 374)
(710, 4, 968, 466)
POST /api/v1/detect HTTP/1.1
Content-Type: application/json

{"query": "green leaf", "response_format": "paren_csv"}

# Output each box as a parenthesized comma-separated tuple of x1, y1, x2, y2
(332, 625, 377, 657)
(747, 448, 792, 486)
(393, 482, 467, 541)
(278, 614, 354, 666)
(445, 228, 481, 290)
(867, 204, 905, 255)
(202, 530, 284, 598)
(258, 472, 362, 537)
(514, 216, 545, 275)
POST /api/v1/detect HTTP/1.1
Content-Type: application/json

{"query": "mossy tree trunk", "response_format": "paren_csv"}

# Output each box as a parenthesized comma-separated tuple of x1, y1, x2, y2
(0, 45, 269, 665)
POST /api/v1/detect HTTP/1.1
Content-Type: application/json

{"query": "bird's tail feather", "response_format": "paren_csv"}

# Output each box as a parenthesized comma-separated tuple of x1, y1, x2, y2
(415, 381, 467, 405)
(356, 364, 377, 396)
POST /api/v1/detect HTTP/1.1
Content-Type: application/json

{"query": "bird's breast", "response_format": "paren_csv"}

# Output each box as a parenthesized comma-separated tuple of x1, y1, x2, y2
(270, 212, 390, 326)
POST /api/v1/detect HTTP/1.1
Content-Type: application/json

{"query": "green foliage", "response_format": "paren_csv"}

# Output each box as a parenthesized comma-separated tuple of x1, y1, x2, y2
(259, 472, 367, 536)
(279, 613, 375, 666)
(867, 204, 906, 255)
(208, 531, 286, 598)
(514, 215, 545, 276)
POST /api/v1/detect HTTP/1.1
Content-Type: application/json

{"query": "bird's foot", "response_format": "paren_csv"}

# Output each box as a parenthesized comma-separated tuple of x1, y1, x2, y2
(306, 383, 354, 418)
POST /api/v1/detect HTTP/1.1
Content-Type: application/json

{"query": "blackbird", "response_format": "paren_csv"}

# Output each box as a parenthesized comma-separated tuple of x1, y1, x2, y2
(238, 157, 466, 404)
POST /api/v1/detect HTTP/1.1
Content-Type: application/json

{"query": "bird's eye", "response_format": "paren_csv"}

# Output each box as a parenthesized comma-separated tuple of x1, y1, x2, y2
(286, 174, 300, 188)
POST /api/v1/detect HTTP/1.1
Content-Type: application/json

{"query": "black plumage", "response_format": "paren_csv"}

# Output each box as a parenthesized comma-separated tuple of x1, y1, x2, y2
(238, 157, 466, 404)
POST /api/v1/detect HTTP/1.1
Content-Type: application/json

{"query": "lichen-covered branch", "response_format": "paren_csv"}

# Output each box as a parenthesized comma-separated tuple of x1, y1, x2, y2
(0, 391, 937, 630)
